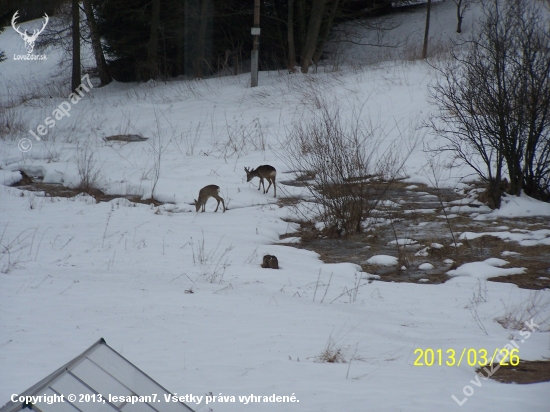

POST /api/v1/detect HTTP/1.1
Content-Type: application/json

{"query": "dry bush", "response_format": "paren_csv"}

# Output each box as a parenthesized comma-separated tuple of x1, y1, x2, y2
(189, 232, 233, 284)
(210, 116, 268, 159)
(281, 99, 414, 237)
(495, 291, 550, 332)
(0, 108, 27, 139)
(74, 147, 102, 195)
(315, 336, 347, 363)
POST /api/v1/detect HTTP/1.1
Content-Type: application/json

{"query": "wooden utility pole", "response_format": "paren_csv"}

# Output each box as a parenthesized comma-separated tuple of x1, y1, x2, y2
(251, 0, 260, 87)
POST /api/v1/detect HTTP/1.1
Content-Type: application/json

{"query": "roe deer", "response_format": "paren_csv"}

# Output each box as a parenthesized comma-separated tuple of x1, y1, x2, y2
(194, 185, 226, 212)
(244, 165, 277, 197)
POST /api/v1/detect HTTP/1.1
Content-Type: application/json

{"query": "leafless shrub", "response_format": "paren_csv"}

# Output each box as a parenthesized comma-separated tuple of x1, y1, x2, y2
(0, 108, 27, 139)
(181, 119, 206, 156)
(211, 116, 268, 159)
(190, 232, 233, 284)
(496, 291, 550, 332)
(281, 99, 414, 237)
(399, 35, 453, 63)
(0, 226, 38, 274)
(315, 335, 347, 363)
(74, 146, 102, 195)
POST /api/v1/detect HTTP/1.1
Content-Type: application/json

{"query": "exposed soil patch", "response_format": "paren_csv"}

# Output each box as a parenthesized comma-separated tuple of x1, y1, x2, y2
(12, 172, 163, 206)
(279, 180, 550, 289)
(104, 134, 148, 142)
(490, 272, 550, 291)
(477, 360, 550, 384)
(276, 196, 303, 208)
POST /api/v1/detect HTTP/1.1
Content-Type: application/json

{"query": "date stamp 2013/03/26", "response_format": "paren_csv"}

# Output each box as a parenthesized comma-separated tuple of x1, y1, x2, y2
(413, 348, 519, 367)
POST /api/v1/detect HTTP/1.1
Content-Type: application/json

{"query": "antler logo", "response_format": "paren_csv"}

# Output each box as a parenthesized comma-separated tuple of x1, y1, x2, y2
(11, 11, 49, 54)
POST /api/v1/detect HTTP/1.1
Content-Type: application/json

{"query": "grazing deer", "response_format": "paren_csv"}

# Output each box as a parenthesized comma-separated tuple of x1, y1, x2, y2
(194, 185, 226, 213)
(244, 165, 277, 197)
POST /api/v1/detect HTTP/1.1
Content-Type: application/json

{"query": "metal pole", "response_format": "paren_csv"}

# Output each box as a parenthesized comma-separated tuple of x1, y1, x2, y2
(251, 0, 260, 87)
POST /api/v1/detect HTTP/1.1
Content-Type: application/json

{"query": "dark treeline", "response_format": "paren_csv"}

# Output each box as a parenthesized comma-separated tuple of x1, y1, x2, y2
(95, 0, 401, 81)
(0, 0, 66, 24)
(1, 0, 405, 81)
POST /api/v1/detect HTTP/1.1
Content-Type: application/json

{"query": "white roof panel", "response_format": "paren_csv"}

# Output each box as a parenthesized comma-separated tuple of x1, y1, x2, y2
(49, 373, 117, 412)
(0, 339, 194, 412)
(71, 358, 133, 403)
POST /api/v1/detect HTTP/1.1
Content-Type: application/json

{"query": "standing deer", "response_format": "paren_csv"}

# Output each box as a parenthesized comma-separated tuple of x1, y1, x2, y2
(12, 11, 49, 54)
(244, 165, 277, 197)
(194, 185, 226, 213)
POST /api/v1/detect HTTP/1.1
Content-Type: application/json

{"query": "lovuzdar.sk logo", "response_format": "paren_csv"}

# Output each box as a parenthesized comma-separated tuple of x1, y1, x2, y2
(11, 10, 48, 60)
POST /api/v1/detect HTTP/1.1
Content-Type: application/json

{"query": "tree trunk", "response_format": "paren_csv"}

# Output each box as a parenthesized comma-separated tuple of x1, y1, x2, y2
(146, 0, 161, 80)
(312, 0, 339, 66)
(288, 0, 296, 71)
(456, 0, 463, 33)
(71, 0, 81, 93)
(195, 0, 211, 78)
(300, 0, 327, 73)
(297, 0, 306, 64)
(176, 8, 185, 76)
(82, 0, 111, 86)
(422, 0, 431, 59)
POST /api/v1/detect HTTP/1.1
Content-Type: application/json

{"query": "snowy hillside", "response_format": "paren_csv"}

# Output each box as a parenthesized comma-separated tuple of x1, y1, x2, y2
(1, 1, 549, 411)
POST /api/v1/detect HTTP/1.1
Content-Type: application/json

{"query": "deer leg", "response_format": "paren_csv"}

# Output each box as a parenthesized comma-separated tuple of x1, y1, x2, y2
(273, 178, 276, 198)
(265, 179, 272, 195)
(213, 195, 226, 212)
(257, 178, 262, 191)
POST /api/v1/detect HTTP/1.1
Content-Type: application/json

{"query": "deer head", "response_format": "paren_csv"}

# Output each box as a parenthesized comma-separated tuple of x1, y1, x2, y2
(12, 11, 49, 54)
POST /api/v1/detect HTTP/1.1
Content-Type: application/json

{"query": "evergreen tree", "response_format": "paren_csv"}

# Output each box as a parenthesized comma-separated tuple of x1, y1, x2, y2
(93, 0, 410, 81)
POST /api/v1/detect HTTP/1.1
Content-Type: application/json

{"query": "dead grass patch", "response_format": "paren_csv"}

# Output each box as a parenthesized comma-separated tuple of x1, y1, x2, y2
(462, 237, 550, 289)
(276, 196, 302, 207)
(105, 134, 148, 142)
(276, 176, 549, 289)
(12, 178, 163, 206)
(477, 360, 550, 384)
(314, 336, 347, 363)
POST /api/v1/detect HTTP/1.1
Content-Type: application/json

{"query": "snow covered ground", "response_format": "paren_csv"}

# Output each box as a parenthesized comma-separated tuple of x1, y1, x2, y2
(1, 1, 549, 411)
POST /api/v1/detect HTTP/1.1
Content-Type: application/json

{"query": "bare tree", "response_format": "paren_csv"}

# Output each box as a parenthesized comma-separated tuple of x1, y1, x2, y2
(71, 0, 81, 93)
(82, 0, 111, 86)
(452, 0, 473, 34)
(287, 0, 296, 71)
(421, 0, 431, 59)
(300, 0, 327, 73)
(195, 0, 212, 78)
(430, 0, 550, 207)
(312, 0, 340, 66)
(145, 0, 161, 79)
